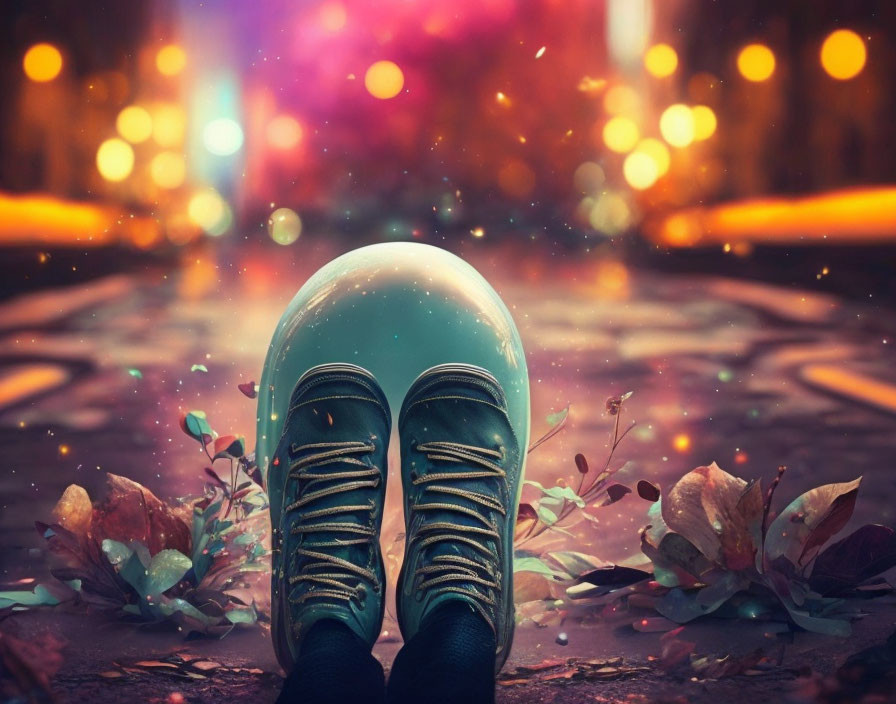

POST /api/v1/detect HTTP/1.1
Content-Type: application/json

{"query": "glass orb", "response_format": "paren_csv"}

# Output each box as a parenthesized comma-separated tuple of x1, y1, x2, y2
(255, 243, 530, 481)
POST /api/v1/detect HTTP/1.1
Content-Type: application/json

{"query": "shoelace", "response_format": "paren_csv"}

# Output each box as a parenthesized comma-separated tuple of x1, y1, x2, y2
(409, 440, 507, 631)
(286, 440, 381, 605)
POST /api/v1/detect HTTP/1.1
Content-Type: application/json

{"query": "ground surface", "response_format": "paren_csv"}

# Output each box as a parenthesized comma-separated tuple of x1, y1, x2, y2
(1, 242, 895, 702)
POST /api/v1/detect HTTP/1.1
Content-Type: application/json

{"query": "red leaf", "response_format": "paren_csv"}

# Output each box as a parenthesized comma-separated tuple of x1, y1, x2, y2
(517, 503, 537, 521)
(637, 480, 661, 502)
(238, 381, 257, 399)
(575, 453, 589, 475)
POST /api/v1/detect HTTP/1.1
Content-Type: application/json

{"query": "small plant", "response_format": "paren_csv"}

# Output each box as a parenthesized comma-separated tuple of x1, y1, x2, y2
(565, 462, 896, 636)
(0, 409, 270, 638)
(516, 393, 635, 547)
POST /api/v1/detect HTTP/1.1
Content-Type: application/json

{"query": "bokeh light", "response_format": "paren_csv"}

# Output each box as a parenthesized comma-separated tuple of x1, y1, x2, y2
(267, 207, 302, 245)
(95, 138, 135, 182)
(318, 2, 347, 32)
(737, 43, 775, 82)
(267, 115, 303, 150)
(673, 433, 692, 452)
(497, 159, 536, 198)
(635, 138, 670, 177)
(691, 105, 717, 141)
(115, 105, 153, 144)
(602, 116, 639, 153)
(149, 152, 186, 189)
(573, 161, 605, 194)
(603, 84, 640, 116)
(156, 44, 186, 76)
(202, 118, 244, 156)
(820, 29, 866, 80)
(23, 43, 63, 83)
(188, 189, 231, 236)
(623, 151, 659, 190)
(364, 60, 404, 99)
(659, 104, 695, 147)
(151, 104, 186, 147)
(588, 192, 632, 234)
(644, 43, 678, 78)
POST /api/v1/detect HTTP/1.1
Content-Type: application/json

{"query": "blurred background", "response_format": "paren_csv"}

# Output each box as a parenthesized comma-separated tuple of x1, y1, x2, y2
(1, 1, 895, 575)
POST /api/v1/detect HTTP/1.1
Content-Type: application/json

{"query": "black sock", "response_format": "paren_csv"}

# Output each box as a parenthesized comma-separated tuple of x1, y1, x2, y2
(387, 601, 497, 704)
(277, 619, 385, 704)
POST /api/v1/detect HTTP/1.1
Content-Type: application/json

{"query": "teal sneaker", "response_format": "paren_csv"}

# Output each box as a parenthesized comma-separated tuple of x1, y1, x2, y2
(268, 363, 390, 673)
(397, 363, 522, 673)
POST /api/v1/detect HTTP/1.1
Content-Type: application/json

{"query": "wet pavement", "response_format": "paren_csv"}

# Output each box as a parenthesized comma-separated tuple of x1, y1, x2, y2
(1, 242, 895, 700)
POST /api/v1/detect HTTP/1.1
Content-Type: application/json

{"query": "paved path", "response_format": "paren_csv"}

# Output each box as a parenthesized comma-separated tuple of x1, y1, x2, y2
(1, 242, 895, 701)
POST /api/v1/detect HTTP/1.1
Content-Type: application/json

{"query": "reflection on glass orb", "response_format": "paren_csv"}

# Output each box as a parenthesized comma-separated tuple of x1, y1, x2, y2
(116, 105, 153, 144)
(188, 189, 231, 236)
(820, 29, 866, 80)
(156, 45, 187, 76)
(644, 43, 678, 78)
(623, 151, 659, 190)
(602, 116, 640, 153)
(737, 43, 775, 82)
(364, 60, 404, 99)
(659, 104, 695, 147)
(255, 243, 530, 483)
(150, 152, 186, 189)
(268, 207, 302, 245)
(96, 138, 134, 182)
(635, 138, 670, 176)
(267, 115, 303, 150)
(203, 118, 244, 156)
(23, 43, 63, 82)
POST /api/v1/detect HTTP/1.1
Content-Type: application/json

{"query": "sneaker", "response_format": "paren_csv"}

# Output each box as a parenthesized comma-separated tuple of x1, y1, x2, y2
(268, 363, 391, 672)
(396, 363, 522, 673)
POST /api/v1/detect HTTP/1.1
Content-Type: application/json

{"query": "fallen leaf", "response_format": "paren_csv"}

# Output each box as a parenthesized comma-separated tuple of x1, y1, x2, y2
(637, 480, 661, 502)
(809, 524, 896, 596)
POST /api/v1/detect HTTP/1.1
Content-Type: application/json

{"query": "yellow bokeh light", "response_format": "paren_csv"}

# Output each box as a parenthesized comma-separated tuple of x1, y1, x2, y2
(156, 45, 186, 76)
(23, 43, 63, 83)
(691, 105, 717, 141)
(820, 29, 866, 80)
(659, 104, 695, 148)
(644, 43, 678, 78)
(635, 138, 670, 177)
(573, 161, 605, 194)
(116, 105, 153, 144)
(603, 84, 640, 115)
(364, 60, 404, 100)
(188, 189, 230, 236)
(673, 433, 691, 453)
(267, 115, 303, 150)
(96, 138, 134, 182)
(149, 152, 186, 189)
(737, 43, 775, 82)
(623, 151, 659, 190)
(268, 207, 302, 245)
(151, 104, 186, 147)
(602, 116, 639, 153)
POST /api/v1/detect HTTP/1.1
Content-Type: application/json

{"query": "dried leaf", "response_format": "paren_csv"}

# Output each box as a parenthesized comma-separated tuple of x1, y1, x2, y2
(574, 453, 589, 475)
(764, 477, 862, 570)
(637, 480, 661, 502)
(603, 483, 632, 505)
(809, 524, 896, 596)
(51, 484, 93, 535)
